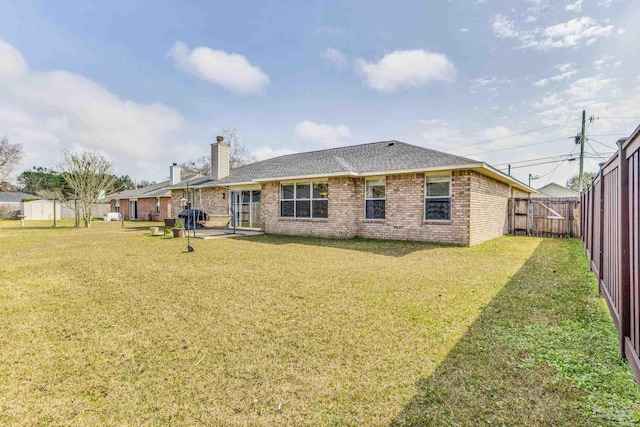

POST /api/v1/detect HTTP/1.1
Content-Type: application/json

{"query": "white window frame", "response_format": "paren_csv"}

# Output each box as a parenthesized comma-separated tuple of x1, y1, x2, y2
(424, 173, 452, 222)
(280, 182, 328, 219)
(155, 197, 161, 215)
(365, 178, 386, 220)
(114, 199, 120, 213)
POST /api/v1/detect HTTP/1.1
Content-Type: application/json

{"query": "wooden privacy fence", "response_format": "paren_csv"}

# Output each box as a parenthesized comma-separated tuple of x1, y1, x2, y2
(508, 197, 580, 237)
(581, 126, 640, 387)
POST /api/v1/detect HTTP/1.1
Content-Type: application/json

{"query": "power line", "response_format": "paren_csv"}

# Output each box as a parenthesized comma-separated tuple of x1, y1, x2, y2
(494, 153, 575, 166)
(505, 157, 578, 170)
(467, 137, 572, 156)
(444, 118, 580, 152)
(588, 137, 617, 150)
(586, 141, 610, 161)
(596, 116, 640, 119)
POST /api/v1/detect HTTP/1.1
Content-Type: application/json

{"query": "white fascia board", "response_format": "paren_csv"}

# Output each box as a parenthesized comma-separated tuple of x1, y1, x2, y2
(474, 163, 535, 192)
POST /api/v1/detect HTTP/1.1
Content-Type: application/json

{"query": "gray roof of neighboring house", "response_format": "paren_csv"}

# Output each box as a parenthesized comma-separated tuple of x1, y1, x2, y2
(105, 180, 171, 201)
(171, 141, 479, 188)
(0, 192, 40, 203)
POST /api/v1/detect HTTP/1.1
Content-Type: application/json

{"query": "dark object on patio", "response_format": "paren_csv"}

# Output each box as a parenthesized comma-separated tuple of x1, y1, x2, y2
(163, 218, 176, 234)
(177, 209, 209, 230)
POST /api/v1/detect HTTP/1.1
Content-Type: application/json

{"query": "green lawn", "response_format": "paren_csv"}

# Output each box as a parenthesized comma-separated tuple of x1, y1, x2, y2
(0, 220, 638, 426)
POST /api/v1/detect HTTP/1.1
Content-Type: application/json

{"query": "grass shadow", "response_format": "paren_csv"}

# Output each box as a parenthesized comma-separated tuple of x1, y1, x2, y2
(231, 233, 452, 257)
(389, 238, 640, 426)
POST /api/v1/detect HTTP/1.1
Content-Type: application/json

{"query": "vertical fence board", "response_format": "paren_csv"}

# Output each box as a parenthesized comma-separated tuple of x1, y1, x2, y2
(581, 126, 640, 386)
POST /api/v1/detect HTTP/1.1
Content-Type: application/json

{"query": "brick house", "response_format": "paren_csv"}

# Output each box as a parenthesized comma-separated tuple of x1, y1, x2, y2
(169, 136, 533, 246)
(106, 180, 173, 222)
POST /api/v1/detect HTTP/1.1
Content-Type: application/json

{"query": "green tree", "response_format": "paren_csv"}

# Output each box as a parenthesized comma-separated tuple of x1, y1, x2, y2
(17, 167, 65, 194)
(567, 172, 597, 191)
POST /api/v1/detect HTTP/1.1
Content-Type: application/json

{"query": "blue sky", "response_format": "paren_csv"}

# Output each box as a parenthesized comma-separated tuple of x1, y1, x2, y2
(0, 0, 638, 187)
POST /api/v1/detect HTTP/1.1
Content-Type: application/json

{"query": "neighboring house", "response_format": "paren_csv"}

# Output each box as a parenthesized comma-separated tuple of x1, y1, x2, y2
(533, 183, 579, 198)
(168, 136, 534, 246)
(106, 179, 173, 222)
(0, 192, 39, 219)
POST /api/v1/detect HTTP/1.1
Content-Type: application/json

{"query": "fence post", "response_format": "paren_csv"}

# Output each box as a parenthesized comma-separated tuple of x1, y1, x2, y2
(598, 168, 605, 295)
(618, 141, 631, 357)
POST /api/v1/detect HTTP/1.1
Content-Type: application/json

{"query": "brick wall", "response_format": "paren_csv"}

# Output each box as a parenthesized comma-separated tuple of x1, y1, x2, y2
(196, 187, 229, 215)
(171, 188, 229, 217)
(469, 171, 510, 246)
(137, 198, 156, 221)
(357, 172, 471, 245)
(261, 177, 360, 238)
(259, 172, 473, 246)
(120, 198, 130, 220)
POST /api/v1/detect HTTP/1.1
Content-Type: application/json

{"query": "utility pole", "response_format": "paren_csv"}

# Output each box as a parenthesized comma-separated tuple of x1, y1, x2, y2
(578, 109, 586, 192)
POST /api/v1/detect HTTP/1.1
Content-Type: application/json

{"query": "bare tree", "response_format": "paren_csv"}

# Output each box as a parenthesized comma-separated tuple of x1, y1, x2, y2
(225, 128, 256, 169)
(61, 151, 118, 228)
(0, 137, 23, 191)
(179, 155, 210, 178)
(179, 128, 257, 177)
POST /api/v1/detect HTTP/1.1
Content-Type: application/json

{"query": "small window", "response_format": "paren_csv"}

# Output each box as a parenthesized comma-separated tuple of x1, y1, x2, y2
(425, 175, 451, 221)
(280, 182, 328, 218)
(155, 197, 160, 215)
(114, 199, 120, 213)
(365, 179, 386, 219)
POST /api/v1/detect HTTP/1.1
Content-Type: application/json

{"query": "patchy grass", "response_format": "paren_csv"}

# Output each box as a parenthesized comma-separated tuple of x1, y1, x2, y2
(391, 236, 640, 426)
(0, 220, 637, 426)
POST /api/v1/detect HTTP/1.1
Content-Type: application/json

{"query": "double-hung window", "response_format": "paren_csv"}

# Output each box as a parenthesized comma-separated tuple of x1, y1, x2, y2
(114, 199, 120, 213)
(155, 197, 161, 215)
(280, 182, 328, 218)
(425, 175, 451, 221)
(365, 179, 386, 219)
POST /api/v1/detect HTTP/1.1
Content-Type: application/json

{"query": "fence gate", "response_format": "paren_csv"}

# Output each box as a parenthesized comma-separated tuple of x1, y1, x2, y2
(508, 197, 580, 238)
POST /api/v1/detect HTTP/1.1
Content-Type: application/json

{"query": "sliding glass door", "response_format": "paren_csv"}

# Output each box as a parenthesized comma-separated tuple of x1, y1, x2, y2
(231, 190, 261, 229)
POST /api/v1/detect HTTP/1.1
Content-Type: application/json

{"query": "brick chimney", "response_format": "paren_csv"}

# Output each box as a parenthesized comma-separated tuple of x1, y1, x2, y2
(169, 163, 181, 185)
(211, 136, 230, 180)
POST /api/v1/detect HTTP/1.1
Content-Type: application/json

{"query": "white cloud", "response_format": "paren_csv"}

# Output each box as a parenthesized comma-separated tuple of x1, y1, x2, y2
(355, 50, 456, 92)
(534, 78, 549, 87)
(460, 28, 470, 33)
(492, 15, 519, 38)
(417, 118, 447, 125)
(555, 62, 573, 73)
(253, 146, 297, 161)
(0, 39, 185, 179)
(0, 41, 28, 79)
(294, 120, 351, 146)
(167, 41, 269, 94)
(470, 77, 498, 90)
(492, 15, 615, 50)
(565, 0, 583, 12)
(320, 48, 347, 69)
(314, 26, 347, 37)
